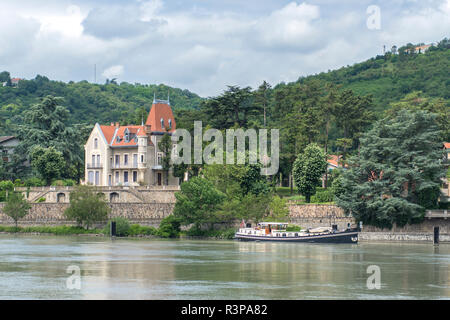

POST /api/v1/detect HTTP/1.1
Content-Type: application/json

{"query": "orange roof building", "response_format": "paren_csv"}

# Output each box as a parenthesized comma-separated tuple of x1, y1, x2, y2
(84, 97, 179, 187)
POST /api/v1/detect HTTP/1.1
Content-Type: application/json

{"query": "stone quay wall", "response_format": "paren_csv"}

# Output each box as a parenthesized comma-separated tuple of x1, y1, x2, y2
(0, 202, 174, 227)
(288, 203, 355, 229)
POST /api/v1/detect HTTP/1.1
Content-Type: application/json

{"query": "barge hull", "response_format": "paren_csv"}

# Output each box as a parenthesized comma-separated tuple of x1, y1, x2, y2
(235, 231, 358, 244)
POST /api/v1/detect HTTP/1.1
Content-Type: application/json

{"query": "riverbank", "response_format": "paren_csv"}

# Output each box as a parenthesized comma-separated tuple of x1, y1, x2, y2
(2, 225, 449, 243)
(360, 231, 450, 243)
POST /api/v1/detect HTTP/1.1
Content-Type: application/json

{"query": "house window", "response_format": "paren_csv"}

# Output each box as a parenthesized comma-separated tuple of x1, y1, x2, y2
(115, 171, 119, 184)
(92, 155, 95, 166)
(124, 171, 129, 184)
(157, 152, 163, 166)
(124, 154, 129, 166)
(168, 119, 172, 129)
(96, 155, 100, 166)
(160, 118, 164, 129)
(133, 154, 138, 167)
(141, 154, 145, 163)
(88, 171, 94, 184)
(115, 155, 120, 167)
(133, 171, 137, 183)
(110, 157, 113, 167)
(108, 175, 112, 186)
(94, 138, 98, 149)
(95, 171, 100, 185)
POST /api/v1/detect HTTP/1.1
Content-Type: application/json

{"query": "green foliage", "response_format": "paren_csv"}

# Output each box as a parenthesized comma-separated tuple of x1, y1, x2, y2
(129, 224, 157, 236)
(156, 215, 181, 238)
(30, 146, 65, 185)
(3, 191, 31, 228)
(267, 195, 289, 221)
(103, 217, 131, 237)
(335, 110, 445, 228)
(184, 227, 236, 239)
(64, 185, 110, 229)
(24, 177, 45, 187)
(174, 177, 226, 229)
(293, 143, 327, 203)
(158, 133, 172, 185)
(310, 187, 334, 203)
(36, 197, 46, 203)
(285, 224, 302, 232)
(0, 225, 103, 235)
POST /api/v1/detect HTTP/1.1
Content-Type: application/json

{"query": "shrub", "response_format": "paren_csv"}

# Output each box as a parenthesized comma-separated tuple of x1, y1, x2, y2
(156, 215, 181, 238)
(64, 185, 110, 229)
(286, 224, 302, 232)
(103, 217, 131, 237)
(63, 179, 76, 186)
(24, 177, 45, 187)
(36, 197, 46, 203)
(185, 227, 236, 239)
(311, 187, 334, 203)
(129, 224, 157, 236)
(51, 180, 65, 186)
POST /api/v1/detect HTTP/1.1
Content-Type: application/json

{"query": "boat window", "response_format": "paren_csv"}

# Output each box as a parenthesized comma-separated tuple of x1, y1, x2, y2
(282, 233, 286, 237)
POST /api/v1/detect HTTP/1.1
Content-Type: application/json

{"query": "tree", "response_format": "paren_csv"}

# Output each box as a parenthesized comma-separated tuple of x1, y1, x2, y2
(266, 195, 289, 222)
(335, 110, 445, 229)
(14, 95, 83, 180)
(292, 143, 327, 203)
(201, 86, 259, 129)
(158, 132, 172, 185)
(333, 89, 374, 149)
(173, 177, 226, 230)
(30, 146, 65, 185)
(64, 185, 110, 229)
(3, 191, 31, 229)
(254, 81, 271, 127)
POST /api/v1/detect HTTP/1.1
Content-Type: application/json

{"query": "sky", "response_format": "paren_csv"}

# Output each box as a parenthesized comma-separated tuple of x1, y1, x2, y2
(0, 0, 449, 97)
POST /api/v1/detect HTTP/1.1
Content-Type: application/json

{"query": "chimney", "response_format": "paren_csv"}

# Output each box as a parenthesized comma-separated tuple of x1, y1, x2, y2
(115, 122, 120, 128)
(110, 122, 114, 126)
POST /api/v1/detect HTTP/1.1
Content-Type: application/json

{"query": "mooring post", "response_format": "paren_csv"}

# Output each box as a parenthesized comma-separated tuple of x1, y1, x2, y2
(111, 221, 117, 237)
(433, 226, 439, 245)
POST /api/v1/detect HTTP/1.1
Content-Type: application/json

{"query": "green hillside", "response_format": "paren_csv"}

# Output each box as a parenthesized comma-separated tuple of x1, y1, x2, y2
(0, 75, 203, 134)
(296, 39, 450, 112)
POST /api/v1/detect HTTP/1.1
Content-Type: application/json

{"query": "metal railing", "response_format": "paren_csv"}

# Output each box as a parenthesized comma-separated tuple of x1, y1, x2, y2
(87, 163, 103, 169)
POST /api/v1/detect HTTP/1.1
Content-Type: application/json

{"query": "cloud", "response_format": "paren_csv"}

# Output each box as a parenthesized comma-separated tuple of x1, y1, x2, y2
(0, 0, 448, 97)
(102, 65, 124, 79)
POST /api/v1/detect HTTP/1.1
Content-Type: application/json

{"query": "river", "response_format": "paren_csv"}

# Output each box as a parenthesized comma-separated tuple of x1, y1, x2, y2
(0, 234, 449, 299)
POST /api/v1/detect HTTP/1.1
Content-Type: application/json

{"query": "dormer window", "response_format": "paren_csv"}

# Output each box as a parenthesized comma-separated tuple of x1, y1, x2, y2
(168, 119, 172, 129)
(116, 136, 121, 143)
(160, 118, 164, 129)
(124, 128, 130, 142)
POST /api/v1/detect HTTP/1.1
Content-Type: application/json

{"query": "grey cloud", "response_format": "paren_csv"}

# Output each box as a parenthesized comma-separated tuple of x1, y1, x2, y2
(82, 6, 167, 39)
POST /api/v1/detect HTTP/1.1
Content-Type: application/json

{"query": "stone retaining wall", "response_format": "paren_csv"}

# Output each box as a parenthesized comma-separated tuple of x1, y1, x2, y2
(288, 203, 355, 229)
(0, 202, 174, 227)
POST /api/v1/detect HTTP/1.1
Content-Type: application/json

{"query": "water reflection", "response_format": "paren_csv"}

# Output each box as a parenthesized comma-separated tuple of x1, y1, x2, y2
(0, 235, 449, 299)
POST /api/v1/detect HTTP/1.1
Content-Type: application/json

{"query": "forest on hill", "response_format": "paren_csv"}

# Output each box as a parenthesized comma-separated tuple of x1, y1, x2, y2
(0, 38, 448, 185)
(0, 76, 203, 134)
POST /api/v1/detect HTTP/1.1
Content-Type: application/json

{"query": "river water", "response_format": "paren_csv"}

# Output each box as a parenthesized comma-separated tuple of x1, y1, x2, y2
(0, 234, 449, 299)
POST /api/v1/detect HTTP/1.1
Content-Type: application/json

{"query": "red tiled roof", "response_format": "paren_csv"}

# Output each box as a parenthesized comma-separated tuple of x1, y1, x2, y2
(327, 155, 340, 167)
(145, 102, 176, 133)
(444, 142, 450, 149)
(99, 125, 116, 144)
(111, 125, 147, 147)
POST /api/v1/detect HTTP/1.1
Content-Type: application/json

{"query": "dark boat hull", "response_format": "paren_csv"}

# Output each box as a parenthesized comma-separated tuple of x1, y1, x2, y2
(235, 230, 358, 244)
